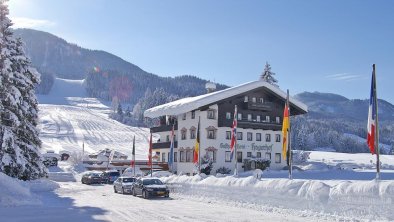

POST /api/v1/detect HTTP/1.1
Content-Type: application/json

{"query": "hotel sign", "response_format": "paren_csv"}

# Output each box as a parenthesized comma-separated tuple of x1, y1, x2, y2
(219, 143, 273, 152)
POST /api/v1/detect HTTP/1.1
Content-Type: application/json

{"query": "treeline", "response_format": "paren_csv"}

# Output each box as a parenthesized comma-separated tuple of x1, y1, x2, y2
(291, 114, 394, 154)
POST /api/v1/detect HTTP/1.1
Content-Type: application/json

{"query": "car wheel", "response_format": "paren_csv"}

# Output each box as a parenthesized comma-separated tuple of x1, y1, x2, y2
(114, 187, 117, 193)
(165, 193, 169, 198)
(132, 188, 136, 196)
(142, 190, 148, 199)
(122, 187, 125, 194)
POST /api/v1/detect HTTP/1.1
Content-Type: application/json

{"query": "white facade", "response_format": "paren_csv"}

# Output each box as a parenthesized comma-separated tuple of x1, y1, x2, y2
(153, 106, 286, 175)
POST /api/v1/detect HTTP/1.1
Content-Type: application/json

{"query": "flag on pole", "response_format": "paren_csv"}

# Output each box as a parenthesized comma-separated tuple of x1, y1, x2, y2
(168, 125, 175, 168)
(230, 106, 237, 160)
(367, 67, 377, 154)
(148, 133, 153, 166)
(282, 103, 290, 160)
(131, 136, 135, 167)
(193, 118, 200, 164)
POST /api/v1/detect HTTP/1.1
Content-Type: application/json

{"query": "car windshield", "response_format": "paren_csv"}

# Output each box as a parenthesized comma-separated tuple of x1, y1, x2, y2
(143, 179, 163, 185)
(122, 178, 135, 183)
(109, 172, 120, 176)
(90, 173, 100, 177)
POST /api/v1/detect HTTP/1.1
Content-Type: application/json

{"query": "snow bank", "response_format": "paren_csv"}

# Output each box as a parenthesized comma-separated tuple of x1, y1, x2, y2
(162, 175, 394, 220)
(0, 173, 59, 207)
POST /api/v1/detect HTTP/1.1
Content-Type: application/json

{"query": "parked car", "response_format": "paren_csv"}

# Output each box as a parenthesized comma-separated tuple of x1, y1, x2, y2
(113, 176, 137, 194)
(132, 178, 169, 199)
(81, 172, 103, 185)
(101, 170, 120, 184)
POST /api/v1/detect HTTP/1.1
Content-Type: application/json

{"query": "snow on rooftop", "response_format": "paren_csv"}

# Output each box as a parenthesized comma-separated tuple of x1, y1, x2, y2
(144, 80, 308, 118)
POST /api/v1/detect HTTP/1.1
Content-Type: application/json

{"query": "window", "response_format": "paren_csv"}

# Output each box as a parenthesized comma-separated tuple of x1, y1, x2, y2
(252, 97, 256, 103)
(191, 111, 195, 119)
(266, 116, 270, 122)
(166, 135, 170, 142)
(207, 151, 216, 163)
(237, 152, 243, 163)
(207, 110, 215, 119)
(237, 132, 243, 140)
(182, 113, 186, 120)
(247, 152, 252, 158)
(237, 113, 242, 120)
(174, 152, 178, 162)
(174, 135, 177, 142)
(247, 132, 253, 141)
(276, 117, 280, 124)
(208, 130, 215, 139)
(181, 130, 186, 140)
(190, 129, 196, 139)
(226, 131, 231, 140)
(265, 152, 271, 160)
(186, 150, 192, 162)
(247, 114, 252, 121)
(180, 151, 185, 162)
(259, 98, 264, 103)
(265, 134, 271, 142)
(257, 115, 261, 122)
(225, 151, 232, 162)
(275, 153, 281, 163)
(257, 152, 261, 158)
(226, 112, 231, 120)
(244, 96, 248, 102)
(256, 133, 261, 141)
(162, 152, 166, 162)
(275, 134, 281, 142)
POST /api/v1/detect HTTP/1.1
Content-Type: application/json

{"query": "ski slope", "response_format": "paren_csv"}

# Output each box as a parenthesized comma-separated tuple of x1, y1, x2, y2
(37, 78, 150, 159)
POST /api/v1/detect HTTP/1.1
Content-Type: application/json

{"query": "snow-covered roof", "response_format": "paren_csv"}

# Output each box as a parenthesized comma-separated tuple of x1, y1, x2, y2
(144, 80, 308, 118)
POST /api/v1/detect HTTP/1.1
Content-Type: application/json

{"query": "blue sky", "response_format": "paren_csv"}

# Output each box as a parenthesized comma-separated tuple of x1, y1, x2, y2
(8, 0, 394, 103)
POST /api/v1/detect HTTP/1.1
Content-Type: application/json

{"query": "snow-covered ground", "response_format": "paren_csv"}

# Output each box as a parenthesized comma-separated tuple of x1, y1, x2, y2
(37, 78, 150, 159)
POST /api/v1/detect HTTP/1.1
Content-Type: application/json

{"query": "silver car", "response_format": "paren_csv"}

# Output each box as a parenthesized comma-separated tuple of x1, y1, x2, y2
(113, 176, 137, 194)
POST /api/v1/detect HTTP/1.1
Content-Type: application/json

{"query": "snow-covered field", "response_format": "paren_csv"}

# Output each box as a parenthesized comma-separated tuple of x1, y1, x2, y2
(37, 78, 150, 159)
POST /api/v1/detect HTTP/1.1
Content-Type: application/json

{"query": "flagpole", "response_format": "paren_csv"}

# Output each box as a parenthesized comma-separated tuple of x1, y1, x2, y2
(287, 90, 292, 180)
(82, 141, 84, 162)
(234, 105, 238, 176)
(133, 135, 136, 177)
(373, 64, 380, 180)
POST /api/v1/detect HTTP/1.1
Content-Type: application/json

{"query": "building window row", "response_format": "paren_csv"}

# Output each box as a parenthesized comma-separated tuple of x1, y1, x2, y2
(244, 96, 265, 104)
(225, 131, 281, 142)
(224, 151, 281, 163)
(161, 150, 217, 163)
(226, 112, 280, 124)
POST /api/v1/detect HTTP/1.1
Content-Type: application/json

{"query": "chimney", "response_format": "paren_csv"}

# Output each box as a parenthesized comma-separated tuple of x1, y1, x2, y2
(205, 82, 216, 93)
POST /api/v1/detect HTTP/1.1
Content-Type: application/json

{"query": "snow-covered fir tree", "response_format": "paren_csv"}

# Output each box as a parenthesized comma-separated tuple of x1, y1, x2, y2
(0, 0, 46, 180)
(260, 62, 278, 86)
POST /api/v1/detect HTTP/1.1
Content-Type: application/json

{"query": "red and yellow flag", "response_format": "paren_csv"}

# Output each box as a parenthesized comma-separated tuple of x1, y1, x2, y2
(282, 103, 289, 160)
(193, 118, 200, 164)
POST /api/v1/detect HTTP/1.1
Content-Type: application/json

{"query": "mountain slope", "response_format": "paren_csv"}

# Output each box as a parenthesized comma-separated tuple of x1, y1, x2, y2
(38, 78, 151, 159)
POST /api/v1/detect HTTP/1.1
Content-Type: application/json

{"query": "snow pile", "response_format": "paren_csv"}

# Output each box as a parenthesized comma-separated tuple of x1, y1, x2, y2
(162, 175, 394, 220)
(0, 173, 59, 207)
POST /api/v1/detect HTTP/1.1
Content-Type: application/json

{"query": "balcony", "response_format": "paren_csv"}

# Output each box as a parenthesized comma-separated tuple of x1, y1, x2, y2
(152, 141, 178, 149)
(219, 117, 281, 130)
(246, 102, 273, 111)
(151, 124, 178, 133)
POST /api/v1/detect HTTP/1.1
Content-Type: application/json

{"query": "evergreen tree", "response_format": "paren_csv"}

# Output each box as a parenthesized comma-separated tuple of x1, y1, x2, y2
(117, 103, 123, 116)
(0, 0, 46, 180)
(260, 62, 278, 86)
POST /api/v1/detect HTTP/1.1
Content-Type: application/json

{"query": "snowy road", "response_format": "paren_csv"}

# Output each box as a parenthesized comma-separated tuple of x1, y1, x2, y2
(0, 181, 334, 222)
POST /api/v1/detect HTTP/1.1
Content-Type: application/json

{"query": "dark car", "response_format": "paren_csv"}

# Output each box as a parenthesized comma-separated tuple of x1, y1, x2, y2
(81, 172, 103, 185)
(132, 178, 169, 199)
(113, 176, 137, 194)
(101, 170, 120, 184)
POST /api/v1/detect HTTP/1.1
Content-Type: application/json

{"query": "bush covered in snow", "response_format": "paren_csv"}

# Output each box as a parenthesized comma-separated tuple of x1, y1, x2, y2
(216, 166, 231, 175)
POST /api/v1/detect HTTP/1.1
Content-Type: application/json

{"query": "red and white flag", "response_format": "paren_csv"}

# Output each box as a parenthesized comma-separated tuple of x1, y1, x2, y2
(230, 105, 237, 160)
(367, 68, 377, 154)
